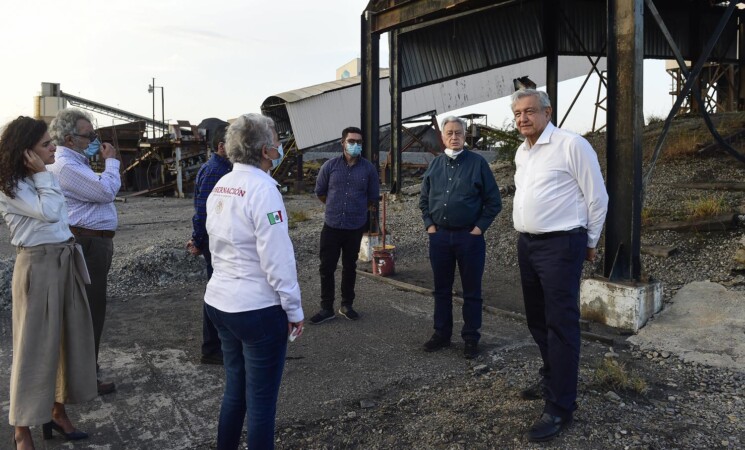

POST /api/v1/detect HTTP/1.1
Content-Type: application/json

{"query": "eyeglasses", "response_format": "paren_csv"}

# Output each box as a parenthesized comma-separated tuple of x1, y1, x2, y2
(345, 139, 363, 145)
(72, 132, 97, 141)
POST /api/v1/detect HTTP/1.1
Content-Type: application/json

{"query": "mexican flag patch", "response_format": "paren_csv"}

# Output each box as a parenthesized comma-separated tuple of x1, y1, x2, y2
(267, 210, 283, 225)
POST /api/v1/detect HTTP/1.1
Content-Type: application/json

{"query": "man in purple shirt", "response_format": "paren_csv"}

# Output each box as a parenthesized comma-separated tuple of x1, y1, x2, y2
(48, 108, 120, 395)
(310, 127, 380, 324)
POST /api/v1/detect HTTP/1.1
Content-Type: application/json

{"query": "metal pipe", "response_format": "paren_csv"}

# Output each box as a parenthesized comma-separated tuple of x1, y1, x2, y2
(152, 77, 155, 139)
(390, 29, 402, 194)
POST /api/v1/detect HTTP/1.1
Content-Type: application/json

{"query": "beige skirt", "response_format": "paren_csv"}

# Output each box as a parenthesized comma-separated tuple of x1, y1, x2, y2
(9, 240, 97, 426)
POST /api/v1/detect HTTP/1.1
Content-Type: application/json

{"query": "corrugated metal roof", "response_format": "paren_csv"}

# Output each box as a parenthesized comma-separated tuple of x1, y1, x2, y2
(397, 0, 739, 90)
(266, 70, 390, 105)
(263, 56, 602, 149)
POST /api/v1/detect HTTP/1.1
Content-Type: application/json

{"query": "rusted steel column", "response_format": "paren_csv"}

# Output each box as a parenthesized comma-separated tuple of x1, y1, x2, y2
(544, 0, 559, 125)
(390, 29, 402, 194)
(739, 16, 745, 111)
(361, 10, 381, 231)
(604, 0, 643, 281)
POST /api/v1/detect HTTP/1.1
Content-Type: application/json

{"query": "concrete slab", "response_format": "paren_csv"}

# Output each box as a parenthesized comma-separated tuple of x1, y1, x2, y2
(628, 281, 745, 372)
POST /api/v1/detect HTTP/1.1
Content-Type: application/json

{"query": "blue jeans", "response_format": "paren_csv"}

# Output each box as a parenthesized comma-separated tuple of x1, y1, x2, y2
(428, 228, 485, 341)
(517, 231, 586, 418)
(205, 304, 288, 450)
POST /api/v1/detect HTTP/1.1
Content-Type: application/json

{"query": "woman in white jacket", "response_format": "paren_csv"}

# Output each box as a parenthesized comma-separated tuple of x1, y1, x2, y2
(204, 113, 304, 450)
(0, 117, 97, 449)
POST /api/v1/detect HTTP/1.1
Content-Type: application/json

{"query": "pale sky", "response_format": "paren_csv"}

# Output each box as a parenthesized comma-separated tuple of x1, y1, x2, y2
(1, 0, 674, 135)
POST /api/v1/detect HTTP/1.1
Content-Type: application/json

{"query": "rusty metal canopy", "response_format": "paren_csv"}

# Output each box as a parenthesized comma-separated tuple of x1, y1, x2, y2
(366, 0, 740, 91)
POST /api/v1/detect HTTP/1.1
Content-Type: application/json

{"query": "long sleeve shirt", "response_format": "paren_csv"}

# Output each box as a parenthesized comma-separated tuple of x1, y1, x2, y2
(46, 146, 120, 231)
(0, 172, 73, 246)
(512, 122, 609, 248)
(191, 152, 232, 250)
(419, 150, 502, 232)
(315, 155, 380, 230)
(204, 164, 303, 323)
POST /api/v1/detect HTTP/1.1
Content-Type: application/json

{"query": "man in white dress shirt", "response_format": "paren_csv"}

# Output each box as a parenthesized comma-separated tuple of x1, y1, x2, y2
(511, 89, 608, 442)
(48, 108, 121, 396)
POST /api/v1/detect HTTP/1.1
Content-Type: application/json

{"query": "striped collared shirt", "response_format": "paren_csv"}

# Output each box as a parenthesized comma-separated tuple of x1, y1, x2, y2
(46, 146, 121, 231)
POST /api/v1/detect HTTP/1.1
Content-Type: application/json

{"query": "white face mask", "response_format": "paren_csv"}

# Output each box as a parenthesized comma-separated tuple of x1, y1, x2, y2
(444, 148, 463, 159)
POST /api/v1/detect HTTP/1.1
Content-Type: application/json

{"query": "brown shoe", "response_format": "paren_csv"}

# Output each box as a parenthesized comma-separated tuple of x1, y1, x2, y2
(97, 380, 116, 395)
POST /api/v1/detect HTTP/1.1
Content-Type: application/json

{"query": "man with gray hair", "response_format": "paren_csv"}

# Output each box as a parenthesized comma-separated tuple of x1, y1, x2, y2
(419, 116, 502, 359)
(511, 89, 608, 442)
(47, 108, 120, 396)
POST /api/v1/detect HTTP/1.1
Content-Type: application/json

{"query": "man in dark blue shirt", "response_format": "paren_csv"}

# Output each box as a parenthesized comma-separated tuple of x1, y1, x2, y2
(419, 116, 502, 359)
(310, 126, 380, 324)
(187, 122, 231, 364)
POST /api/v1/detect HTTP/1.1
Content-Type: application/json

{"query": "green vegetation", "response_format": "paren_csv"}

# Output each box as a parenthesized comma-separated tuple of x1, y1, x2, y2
(593, 358, 647, 394)
(489, 120, 523, 161)
(684, 194, 729, 220)
(287, 210, 311, 229)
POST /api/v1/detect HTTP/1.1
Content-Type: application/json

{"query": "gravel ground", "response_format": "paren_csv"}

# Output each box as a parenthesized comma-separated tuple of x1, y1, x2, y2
(0, 119, 744, 447)
(269, 149, 745, 448)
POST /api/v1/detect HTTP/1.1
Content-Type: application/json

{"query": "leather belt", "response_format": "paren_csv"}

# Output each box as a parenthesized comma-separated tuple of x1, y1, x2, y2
(522, 227, 586, 240)
(70, 226, 115, 238)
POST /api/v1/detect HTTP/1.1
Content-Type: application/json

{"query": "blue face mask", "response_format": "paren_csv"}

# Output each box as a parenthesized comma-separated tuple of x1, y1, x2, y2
(271, 143, 284, 169)
(84, 138, 101, 158)
(346, 143, 362, 157)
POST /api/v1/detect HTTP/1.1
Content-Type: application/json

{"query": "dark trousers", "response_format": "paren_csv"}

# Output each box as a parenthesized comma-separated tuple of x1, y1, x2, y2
(517, 231, 586, 419)
(76, 235, 114, 363)
(206, 304, 288, 450)
(200, 245, 222, 357)
(319, 224, 365, 311)
(428, 228, 485, 342)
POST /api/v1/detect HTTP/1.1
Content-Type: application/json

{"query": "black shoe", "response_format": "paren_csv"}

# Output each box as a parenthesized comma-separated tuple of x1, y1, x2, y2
(463, 340, 479, 359)
(423, 334, 451, 352)
(97, 379, 116, 395)
(42, 420, 89, 441)
(526, 413, 572, 442)
(309, 309, 336, 324)
(200, 353, 223, 365)
(338, 306, 359, 321)
(520, 379, 545, 400)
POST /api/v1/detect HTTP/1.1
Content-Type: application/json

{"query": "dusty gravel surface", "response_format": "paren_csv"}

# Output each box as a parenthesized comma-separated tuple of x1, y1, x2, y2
(0, 116, 744, 448)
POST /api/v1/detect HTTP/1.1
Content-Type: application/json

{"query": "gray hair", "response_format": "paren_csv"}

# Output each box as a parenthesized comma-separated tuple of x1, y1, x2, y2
(440, 116, 466, 131)
(510, 89, 552, 110)
(49, 108, 94, 145)
(225, 113, 275, 167)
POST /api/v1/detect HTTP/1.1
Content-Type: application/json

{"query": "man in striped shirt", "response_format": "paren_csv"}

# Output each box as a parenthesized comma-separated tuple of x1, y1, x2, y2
(48, 108, 120, 396)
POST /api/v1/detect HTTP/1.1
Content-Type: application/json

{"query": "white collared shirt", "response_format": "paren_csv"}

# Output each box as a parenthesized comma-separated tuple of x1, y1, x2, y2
(204, 163, 303, 322)
(513, 123, 609, 248)
(46, 146, 120, 231)
(0, 172, 73, 246)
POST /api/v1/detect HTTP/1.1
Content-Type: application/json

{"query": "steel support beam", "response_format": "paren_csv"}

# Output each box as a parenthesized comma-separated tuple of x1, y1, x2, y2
(544, 0, 559, 125)
(390, 29, 403, 194)
(362, 10, 381, 231)
(371, 0, 471, 33)
(643, 0, 743, 183)
(605, 0, 644, 281)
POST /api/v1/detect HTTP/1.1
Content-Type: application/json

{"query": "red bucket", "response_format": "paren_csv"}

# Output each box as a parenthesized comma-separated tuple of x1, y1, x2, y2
(372, 245, 395, 276)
